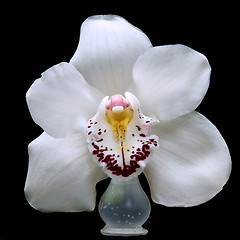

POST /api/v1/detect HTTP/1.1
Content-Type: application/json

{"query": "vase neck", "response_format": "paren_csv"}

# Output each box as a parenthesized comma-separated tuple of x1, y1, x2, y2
(110, 176, 140, 185)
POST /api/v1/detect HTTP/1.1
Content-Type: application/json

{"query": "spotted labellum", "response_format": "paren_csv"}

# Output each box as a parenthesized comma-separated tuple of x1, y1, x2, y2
(87, 93, 158, 180)
(25, 15, 231, 236)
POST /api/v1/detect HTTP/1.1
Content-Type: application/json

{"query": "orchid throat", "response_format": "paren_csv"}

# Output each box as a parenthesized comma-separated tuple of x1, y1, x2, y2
(86, 93, 159, 180)
(105, 94, 134, 142)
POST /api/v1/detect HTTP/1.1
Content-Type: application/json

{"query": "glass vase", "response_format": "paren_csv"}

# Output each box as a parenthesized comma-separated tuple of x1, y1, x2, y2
(98, 177, 151, 236)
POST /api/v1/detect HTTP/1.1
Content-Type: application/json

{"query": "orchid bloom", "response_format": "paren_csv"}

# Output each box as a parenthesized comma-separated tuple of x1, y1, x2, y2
(25, 15, 231, 212)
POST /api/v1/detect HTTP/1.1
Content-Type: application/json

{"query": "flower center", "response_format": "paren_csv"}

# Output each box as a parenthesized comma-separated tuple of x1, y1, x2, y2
(86, 92, 159, 180)
(105, 95, 134, 141)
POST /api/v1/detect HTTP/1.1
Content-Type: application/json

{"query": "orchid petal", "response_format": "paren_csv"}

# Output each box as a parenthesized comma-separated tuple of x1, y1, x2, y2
(26, 62, 104, 138)
(130, 45, 211, 120)
(144, 112, 231, 207)
(25, 132, 107, 212)
(70, 15, 152, 96)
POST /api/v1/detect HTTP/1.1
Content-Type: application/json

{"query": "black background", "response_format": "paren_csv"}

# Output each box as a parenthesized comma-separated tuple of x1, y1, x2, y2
(2, 1, 237, 239)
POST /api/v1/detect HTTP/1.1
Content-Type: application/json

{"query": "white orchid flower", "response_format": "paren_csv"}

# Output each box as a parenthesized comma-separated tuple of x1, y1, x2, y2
(25, 15, 231, 213)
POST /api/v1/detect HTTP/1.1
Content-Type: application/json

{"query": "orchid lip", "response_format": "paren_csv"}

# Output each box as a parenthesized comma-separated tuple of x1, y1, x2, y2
(86, 92, 159, 180)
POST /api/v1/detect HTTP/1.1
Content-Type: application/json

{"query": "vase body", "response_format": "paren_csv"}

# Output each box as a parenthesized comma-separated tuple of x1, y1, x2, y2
(98, 177, 151, 236)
